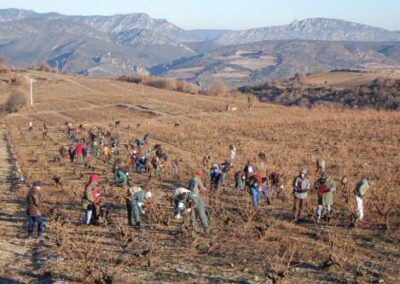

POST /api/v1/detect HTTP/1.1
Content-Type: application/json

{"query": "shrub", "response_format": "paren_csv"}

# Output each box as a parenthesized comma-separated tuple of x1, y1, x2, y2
(38, 62, 53, 72)
(147, 78, 177, 90)
(176, 80, 199, 94)
(117, 75, 199, 94)
(5, 90, 28, 113)
(8, 75, 27, 87)
(117, 75, 142, 84)
(208, 81, 229, 97)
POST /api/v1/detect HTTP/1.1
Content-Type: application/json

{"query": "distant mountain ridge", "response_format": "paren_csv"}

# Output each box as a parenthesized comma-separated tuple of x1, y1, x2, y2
(216, 18, 400, 45)
(1, 8, 400, 79)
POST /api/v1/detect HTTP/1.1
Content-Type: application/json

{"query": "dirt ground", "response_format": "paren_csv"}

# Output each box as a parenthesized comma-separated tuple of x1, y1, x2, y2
(0, 70, 399, 283)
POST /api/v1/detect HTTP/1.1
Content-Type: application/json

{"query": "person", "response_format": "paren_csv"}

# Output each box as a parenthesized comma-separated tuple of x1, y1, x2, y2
(129, 186, 145, 229)
(91, 183, 101, 224)
(261, 177, 272, 205)
(171, 159, 181, 179)
(269, 171, 282, 199)
(68, 144, 76, 162)
(111, 142, 119, 156)
(339, 176, 350, 205)
(258, 151, 268, 162)
(28, 121, 33, 134)
(202, 154, 212, 169)
(188, 171, 206, 194)
(234, 170, 246, 191)
(229, 145, 237, 163)
(115, 169, 129, 185)
(102, 145, 111, 164)
(247, 95, 254, 109)
(353, 177, 370, 223)
(221, 160, 232, 187)
(188, 191, 209, 233)
(248, 173, 262, 208)
(135, 155, 147, 173)
(27, 182, 45, 240)
(243, 161, 255, 184)
(316, 159, 326, 174)
(42, 122, 48, 139)
(292, 168, 311, 222)
(314, 172, 336, 223)
(75, 143, 84, 163)
(150, 156, 162, 180)
(210, 164, 222, 190)
(82, 175, 100, 225)
(173, 187, 191, 219)
(59, 146, 68, 159)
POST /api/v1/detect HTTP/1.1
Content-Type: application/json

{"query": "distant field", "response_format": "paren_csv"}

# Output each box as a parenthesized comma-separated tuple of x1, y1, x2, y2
(303, 70, 400, 88)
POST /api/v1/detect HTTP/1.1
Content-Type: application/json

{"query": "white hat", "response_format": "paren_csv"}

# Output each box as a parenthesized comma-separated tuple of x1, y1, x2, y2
(145, 191, 152, 199)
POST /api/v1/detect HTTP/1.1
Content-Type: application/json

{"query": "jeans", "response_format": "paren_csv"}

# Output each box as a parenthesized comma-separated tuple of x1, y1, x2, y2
(293, 197, 306, 220)
(85, 207, 93, 225)
(355, 195, 364, 220)
(250, 187, 260, 207)
(235, 178, 244, 191)
(317, 204, 332, 220)
(28, 215, 44, 237)
(126, 201, 133, 226)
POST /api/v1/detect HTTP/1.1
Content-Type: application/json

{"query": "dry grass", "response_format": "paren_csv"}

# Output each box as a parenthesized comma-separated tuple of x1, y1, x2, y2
(2, 70, 400, 283)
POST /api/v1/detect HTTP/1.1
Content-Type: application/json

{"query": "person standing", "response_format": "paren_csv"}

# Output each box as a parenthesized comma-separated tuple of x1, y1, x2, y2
(188, 170, 206, 194)
(188, 192, 209, 233)
(129, 186, 145, 229)
(234, 170, 245, 191)
(353, 177, 371, 224)
(28, 121, 33, 134)
(27, 182, 45, 240)
(292, 168, 311, 222)
(230, 145, 237, 163)
(248, 173, 262, 208)
(82, 175, 99, 225)
(314, 172, 336, 223)
(68, 144, 76, 162)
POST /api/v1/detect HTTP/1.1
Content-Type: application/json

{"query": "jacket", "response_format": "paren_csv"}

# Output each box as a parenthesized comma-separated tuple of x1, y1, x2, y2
(315, 176, 337, 206)
(82, 183, 95, 209)
(353, 178, 370, 198)
(27, 188, 41, 216)
(293, 176, 310, 199)
(188, 176, 205, 195)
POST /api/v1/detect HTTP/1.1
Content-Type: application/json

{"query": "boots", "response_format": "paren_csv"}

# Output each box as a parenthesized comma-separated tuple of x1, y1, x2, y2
(134, 222, 141, 230)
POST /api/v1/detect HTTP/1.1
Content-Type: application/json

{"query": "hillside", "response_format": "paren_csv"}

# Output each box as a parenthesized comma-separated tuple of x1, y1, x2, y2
(240, 71, 400, 110)
(0, 9, 198, 75)
(0, 70, 399, 283)
(152, 40, 400, 88)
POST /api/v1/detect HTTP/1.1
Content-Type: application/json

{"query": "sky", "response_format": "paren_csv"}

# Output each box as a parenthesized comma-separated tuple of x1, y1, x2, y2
(0, 0, 399, 31)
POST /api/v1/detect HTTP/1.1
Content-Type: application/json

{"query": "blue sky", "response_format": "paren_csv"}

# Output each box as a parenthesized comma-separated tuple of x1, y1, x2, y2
(1, 0, 399, 30)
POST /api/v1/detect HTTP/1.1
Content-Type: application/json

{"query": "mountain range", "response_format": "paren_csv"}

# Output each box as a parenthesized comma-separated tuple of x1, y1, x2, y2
(1, 8, 400, 82)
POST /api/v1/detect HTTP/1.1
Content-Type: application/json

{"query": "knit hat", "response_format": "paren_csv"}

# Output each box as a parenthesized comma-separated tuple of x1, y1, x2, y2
(195, 170, 203, 177)
(89, 174, 100, 183)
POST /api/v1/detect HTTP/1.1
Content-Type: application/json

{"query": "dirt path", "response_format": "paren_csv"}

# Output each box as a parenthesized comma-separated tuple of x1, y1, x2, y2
(0, 127, 42, 283)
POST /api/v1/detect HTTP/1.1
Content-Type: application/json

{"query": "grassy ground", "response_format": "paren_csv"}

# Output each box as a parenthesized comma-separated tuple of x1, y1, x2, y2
(0, 70, 399, 283)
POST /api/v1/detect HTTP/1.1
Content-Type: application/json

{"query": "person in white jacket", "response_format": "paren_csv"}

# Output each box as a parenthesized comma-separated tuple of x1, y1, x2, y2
(353, 177, 371, 222)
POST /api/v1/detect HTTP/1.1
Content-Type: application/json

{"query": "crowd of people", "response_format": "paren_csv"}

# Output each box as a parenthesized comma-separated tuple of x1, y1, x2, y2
(25, 121, 371, 240)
